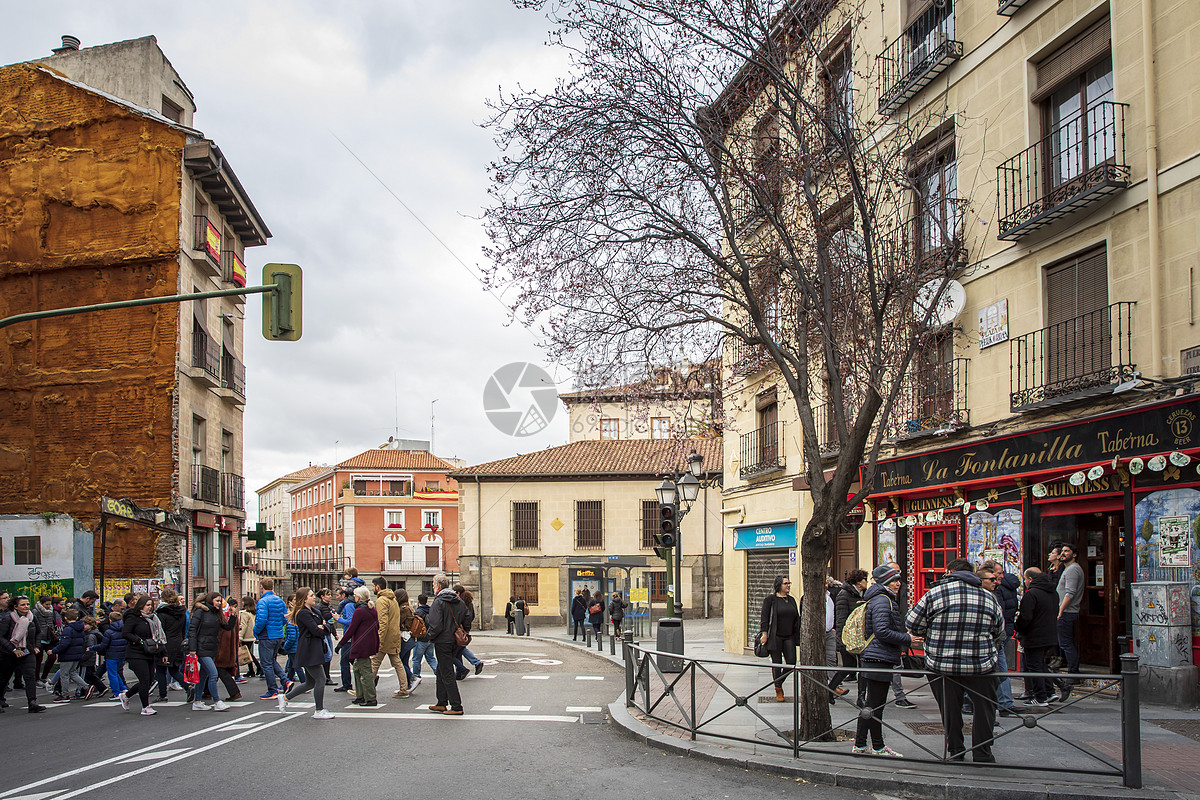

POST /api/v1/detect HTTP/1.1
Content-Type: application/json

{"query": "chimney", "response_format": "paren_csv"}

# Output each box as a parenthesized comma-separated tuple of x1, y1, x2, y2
(52, 35, 81, 55)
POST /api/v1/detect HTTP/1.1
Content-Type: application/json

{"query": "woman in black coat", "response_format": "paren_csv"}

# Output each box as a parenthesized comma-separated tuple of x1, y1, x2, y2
(828, 569, 868, 701)
(121, 595, 168, 715)
(278, 587, 332, 719)
(154, 589, 188, 702)
(588, 591, 605, 637)
(757, 575, 801, 702)
(188, 592, 237, 711)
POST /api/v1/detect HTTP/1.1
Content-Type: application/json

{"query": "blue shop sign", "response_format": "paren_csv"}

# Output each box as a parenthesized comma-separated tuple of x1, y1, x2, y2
(733, 521, 797, 550)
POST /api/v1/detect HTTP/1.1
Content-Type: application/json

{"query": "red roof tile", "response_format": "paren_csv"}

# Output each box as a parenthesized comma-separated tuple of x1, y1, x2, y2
(337, 448, 456, 472)
(451, 438, 722, 479)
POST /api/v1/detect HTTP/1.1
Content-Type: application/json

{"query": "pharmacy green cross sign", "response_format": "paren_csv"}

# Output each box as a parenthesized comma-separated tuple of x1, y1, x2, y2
(247, 522, 275, 548)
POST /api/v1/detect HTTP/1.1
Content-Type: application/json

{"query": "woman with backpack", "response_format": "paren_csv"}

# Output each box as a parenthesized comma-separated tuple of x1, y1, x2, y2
(757, 575, 801, 702)
(852, 565, 922, 757)
(829, 569, 868, 705)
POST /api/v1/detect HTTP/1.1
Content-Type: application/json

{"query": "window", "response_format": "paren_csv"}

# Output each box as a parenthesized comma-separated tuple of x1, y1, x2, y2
(917, 526, 960, 597)
(14, 536, 41, 565)
(353, 475, 413, 497)
(913, 140, 959, 262)
(599, 419, 619, 440)
(327, 512, 333, 531)
(422, 509, 442, 531)
(511, 572, 539, 605)
(750, 110, 782, 219)
(385, 509, 405, 529)
(758, 399, 779, 464)
(219, 533, 230, 579)
(425, 546, 440, 569)
(575, 500, 604, 549)
(917, 330, 955, 424)
(424, 480, 440, 491)
(821, 37, 853, 147)
(646, 571, 669, 603)
(1045, 246, 1110, 387)
(336, 509, 343, 530)
(161, 95, 183, 123)
(192, 531, 207, 578)
(386, 545, 404, 565)
(513, 501, 539, 549)
(650, 417, 670, 440)
(641, 499, 660, 549)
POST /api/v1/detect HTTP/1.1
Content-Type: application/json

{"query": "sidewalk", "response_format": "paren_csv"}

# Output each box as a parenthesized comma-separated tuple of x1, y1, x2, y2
(491, 618, 1200, 800)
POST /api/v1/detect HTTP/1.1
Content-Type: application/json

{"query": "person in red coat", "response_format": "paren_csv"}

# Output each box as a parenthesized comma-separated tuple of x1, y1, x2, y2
(335, 586, 379, 706)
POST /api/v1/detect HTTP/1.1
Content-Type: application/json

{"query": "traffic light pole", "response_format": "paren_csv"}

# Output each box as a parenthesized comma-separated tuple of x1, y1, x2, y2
(0, 284, 277, 330)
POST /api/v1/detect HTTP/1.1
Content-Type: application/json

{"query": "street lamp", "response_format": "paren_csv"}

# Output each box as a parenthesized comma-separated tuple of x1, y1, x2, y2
(655, 477, 677, 507)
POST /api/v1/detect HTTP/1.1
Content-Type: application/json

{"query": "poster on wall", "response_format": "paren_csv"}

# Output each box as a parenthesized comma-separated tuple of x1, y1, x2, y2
(1159, 515, 1193, 567)
(877, 519, 898, 566)
(1133, 487, 1200, 636)
(967, 509, 1023, 574)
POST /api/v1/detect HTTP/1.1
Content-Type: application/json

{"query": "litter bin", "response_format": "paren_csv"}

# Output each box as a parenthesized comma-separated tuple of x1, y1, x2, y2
(514, 607, 526, 636)
(656, 617, 684, 673)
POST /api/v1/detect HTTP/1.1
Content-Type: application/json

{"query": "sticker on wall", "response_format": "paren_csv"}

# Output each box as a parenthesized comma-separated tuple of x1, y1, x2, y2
(1129, 457, 1145, 475)
(1149, 455, 1168, 472)
(1032, 483, 1048, 498)
(1170, 451, 1191, 467)
(1087, 465, 1105, 481)
(1069, 471, 1087, 486)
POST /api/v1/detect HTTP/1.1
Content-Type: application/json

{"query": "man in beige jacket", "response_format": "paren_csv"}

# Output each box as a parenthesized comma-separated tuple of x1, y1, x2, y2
(370, 577, 409, 698)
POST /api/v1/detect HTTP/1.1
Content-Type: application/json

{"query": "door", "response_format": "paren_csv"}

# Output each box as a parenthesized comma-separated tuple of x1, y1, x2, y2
(1076, 513, 1122, 670)
(915, 525, 960, 599)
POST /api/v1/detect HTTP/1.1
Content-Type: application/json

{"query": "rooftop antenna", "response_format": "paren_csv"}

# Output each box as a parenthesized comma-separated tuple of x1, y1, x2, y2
(431, 399, 438, 454)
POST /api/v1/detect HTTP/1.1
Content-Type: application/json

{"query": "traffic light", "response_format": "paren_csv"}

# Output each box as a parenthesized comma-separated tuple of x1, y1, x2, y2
(656, 502, 677, 548)
(262, 263, 303, 341)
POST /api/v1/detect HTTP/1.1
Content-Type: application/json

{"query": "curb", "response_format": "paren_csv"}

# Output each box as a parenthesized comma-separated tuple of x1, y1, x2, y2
(473, 631, 626, 668)
(605, 695, 1195, 800)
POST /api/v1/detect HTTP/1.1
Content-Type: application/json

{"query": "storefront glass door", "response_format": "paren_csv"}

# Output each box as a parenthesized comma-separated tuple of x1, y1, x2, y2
(916, 525, 960, 598)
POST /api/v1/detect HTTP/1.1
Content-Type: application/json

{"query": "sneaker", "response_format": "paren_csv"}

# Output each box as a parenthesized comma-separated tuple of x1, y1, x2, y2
(894, 699, 917, 709)
(277, 695, 288, 712)
(95, 686, 109, 699)
(28, 704, 47, 713)
(285, 680, 295, 693)
(168, 682, 184, 692)
(118, 691, 129, 711)
(313, 709, 335, 720)
(351, 698, 366, 705)
(83, 686, 95, 701)
(851, 745, 870, 754)
(192, 701, 212, 711)
(213, 700, 231, 712)
(409, 676, 422, 691)
(258, 692, 278, 700)
(474, 662, 484, 675)
(873, 746, 904, 758)
(455, 669, 470, 681)
(234, 677, 247, 684)
(227, 693, 242, 702)
(428, 704, 447, 712)
(140, 706, 157, 716)
(443, 708, 464, 715)
(392, 690, 409, 699)
(333, 687, 350, 693)
(53, 696, 71, 704)
(998, 707, 1019, 717)
(1030, 699, 1051, 708)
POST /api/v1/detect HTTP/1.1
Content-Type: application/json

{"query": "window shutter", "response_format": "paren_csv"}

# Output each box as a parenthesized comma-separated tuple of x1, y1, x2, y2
(1033, 18, 1110, 102)
(1046, 246, 1108, 326)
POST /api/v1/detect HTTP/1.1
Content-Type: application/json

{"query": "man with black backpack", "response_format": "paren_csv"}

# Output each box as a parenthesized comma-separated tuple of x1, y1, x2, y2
(410, 594, 437, 689)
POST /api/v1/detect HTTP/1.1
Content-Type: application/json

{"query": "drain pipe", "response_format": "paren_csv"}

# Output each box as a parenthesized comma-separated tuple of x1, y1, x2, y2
(702, 482, 710, 619)
(1141, 0, 1163, 376)
(476, 474, 485, 628)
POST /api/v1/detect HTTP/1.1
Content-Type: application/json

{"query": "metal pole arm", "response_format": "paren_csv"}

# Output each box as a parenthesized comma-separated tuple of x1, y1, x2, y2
(0, 284, 277, 330)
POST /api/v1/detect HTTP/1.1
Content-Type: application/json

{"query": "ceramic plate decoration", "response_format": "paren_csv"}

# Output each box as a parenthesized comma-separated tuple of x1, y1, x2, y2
(936, 508, 945, 522)
(1069, 471, 1086, 486)
(1111, 455, 1120, 471)
(1170, 451, 1190, 467)
(1032, 483, 1048, 498)
(1149, 455, 1167, 472)
(961, 501, 973, 513)
(1128, 457, 1144, 475)
(1087, 465, 1104, 481)
(976, 499, 989, 511)
(907, 515, 917, 527)
(877, 509, 886, 521)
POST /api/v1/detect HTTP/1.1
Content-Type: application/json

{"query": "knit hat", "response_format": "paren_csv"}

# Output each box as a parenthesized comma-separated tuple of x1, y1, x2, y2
(872, 565, 901, 585)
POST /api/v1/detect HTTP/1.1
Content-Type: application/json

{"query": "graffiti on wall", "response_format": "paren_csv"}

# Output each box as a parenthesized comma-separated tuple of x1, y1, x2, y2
(1134, 487, 1200, 635)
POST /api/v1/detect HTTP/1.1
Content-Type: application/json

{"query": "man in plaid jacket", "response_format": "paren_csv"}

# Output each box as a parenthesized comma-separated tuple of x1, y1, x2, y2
(906, 558, 1006, 763)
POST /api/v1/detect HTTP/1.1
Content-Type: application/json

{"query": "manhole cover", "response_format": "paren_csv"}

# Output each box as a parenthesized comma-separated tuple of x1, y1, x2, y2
(580, 711, 606, 724)
(1148, 719, 1200, 742)
(905, 721, 973, 736)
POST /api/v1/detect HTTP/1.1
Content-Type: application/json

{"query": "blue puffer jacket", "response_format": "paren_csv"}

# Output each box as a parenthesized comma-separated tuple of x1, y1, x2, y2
(92, 619, 127, 661)
(53, 619, 88, 662)
(860, 583, 911, 666)
(253, 591, 288, 640)
(994, 572, 1020, 638)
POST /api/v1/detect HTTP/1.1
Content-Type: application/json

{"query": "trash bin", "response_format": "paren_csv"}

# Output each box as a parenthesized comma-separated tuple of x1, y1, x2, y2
(514, 608, 526, 636)
(656, 617, 684, 673)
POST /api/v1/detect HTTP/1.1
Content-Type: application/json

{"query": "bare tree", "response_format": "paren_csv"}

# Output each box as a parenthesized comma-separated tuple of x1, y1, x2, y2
(485, 0, 979, 739)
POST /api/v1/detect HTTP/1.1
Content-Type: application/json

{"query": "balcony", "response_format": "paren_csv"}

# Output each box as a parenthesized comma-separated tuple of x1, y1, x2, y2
(1010, 302, 1134, 411)
(221, 248, 247, 288)
(190, 325, 221, 386)
(739, 420, 785, 480)
(813, 402, 841, 457)
(901, 357, 970, 435)
(192, 464, 220, 504)
(221, 349, 246, 403)
(728, 337, 775, 377)
(191, 215, 221, 275)
(997, 102, 1129, 241)
(996, 0, 1030, 16)
(877, 2, 962, 115)
(221, 472, 245, 510)
(287, 559, 348, 573)
(381, 559, 442, 574)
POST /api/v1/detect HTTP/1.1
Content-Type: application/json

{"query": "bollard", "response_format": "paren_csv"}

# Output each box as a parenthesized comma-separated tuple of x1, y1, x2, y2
(624, 630, 635, 707)
(514, 608, 526, 636)
(596, 624, 604, 652)
(610, 626, 617, 656)
(1120, 653, 1142, 789)
(584, 623, 592, 647)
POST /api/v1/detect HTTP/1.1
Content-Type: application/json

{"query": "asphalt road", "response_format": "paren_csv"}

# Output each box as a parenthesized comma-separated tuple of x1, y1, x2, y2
(1, 637, 874, 800)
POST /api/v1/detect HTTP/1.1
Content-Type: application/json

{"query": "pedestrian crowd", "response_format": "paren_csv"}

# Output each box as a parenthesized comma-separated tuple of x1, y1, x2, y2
(757, 540, 1084, 762)
(0, 568, 486, 719)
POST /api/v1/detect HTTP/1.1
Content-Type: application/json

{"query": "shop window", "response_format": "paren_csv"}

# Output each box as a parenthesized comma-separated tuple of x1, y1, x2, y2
(511, 572, 539, 605)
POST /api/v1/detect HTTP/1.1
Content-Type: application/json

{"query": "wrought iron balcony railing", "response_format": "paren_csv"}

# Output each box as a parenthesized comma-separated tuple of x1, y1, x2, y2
(220, 248, 247, 287)
(877, 2, 962, 115)
(221, 472, 244, 509)
(191, 325, 221, 382)
(221, 349, 246, 400)
(813, 402, 841, 457)
(997, 101, 1129, 240)
(1010, 302, 1134, 411)
(192, 215, 220, 267)
(192, 464, 220, 504)
(739, 420, 784, 480)
(902, 357, 970, 434)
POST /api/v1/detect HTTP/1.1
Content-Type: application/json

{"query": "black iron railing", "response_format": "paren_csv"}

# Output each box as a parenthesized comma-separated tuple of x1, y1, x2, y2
(192, 464, 219, 504)
(221, 349, 246, 399)
(1010, 302, 1134, 410)
(287, 558, 350, 573)
(192, 215, 219, 264)
(904, 357, 970, 433)
(813, 402, 840, 456)
(728, 338, 774, 376)
(739, 420, 784, 479)
(623, 638, 1143, 789)
(191, 325, 221, 380)
(220, 248, 246, 287)
(878, 1, 962, 115)
(997, 101, 1129, 240)
(221, 472, 244, 509)
(996, 0, 1030, 16)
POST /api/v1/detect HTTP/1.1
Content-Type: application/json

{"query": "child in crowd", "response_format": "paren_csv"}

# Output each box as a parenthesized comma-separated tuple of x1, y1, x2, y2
(91, 611, 128, 698)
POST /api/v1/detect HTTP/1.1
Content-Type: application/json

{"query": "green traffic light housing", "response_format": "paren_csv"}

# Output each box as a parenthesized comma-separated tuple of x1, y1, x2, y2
(657, 502, 677, 548)
(262, 263, 303, 341)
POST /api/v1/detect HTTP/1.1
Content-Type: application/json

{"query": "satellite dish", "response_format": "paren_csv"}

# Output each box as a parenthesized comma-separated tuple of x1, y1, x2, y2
(829, 229, 866, 272)
(914, 279, 965, 326)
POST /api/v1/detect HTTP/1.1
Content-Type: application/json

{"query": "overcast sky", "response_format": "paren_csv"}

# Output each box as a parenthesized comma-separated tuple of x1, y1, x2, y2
(4, 1, 580, 520)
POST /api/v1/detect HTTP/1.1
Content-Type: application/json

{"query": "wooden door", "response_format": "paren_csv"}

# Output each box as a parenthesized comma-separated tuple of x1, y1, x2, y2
(832, 523, 859, 582)
(1076, 514, 1119, 670)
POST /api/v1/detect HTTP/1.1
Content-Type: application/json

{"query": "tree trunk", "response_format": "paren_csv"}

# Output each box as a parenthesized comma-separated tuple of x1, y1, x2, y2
(797, 515, 835, 742)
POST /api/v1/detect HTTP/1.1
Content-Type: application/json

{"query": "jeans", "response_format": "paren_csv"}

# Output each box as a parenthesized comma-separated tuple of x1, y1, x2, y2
(891, 672, 907, 700)
(155, 661, 186, 701)
(930, 674, 998, 760)
(338, 642, 354, 689)
(825, 629, 838, 667)
(257, 638, 286, 694)
(197, 655, 220, 702)
(400, 636, 415, 684)
(995, 635, 1014, 710)
(1057, 613, 1080, 675)
(105, 659, 127, 696)
(412, 640, 437, 678)
(61, 660, 88, 695)
(571, 619, 585, 639)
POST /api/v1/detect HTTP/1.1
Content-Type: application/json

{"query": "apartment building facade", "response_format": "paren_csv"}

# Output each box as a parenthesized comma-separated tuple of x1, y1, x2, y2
(0, 36, 269, 602)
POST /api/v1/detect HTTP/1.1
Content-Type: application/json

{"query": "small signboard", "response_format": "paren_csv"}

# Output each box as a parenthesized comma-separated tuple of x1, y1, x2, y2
(629, 587, 649, 603)
(979, 299, 1009, 349)
(1183, 345, 1200, 376)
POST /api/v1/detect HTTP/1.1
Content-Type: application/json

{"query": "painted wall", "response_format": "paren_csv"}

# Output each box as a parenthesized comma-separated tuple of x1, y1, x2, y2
(0, 514, 87, 598)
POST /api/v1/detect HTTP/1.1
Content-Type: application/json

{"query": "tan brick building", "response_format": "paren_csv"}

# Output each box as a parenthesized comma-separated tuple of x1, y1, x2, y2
(0, 36, 269, 601)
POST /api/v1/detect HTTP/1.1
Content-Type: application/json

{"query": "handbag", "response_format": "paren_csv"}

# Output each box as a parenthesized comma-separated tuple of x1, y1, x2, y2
(142, 637, 162, 656)
(454, 624, 471, 647)
(753, 599, 777, 658)
(588, 602, 601, 614)
(900, 648, 924, 678)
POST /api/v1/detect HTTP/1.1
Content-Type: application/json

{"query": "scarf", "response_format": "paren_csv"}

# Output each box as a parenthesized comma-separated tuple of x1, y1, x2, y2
(147, 611, 168, 644)
(9, 610, 32, 650)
